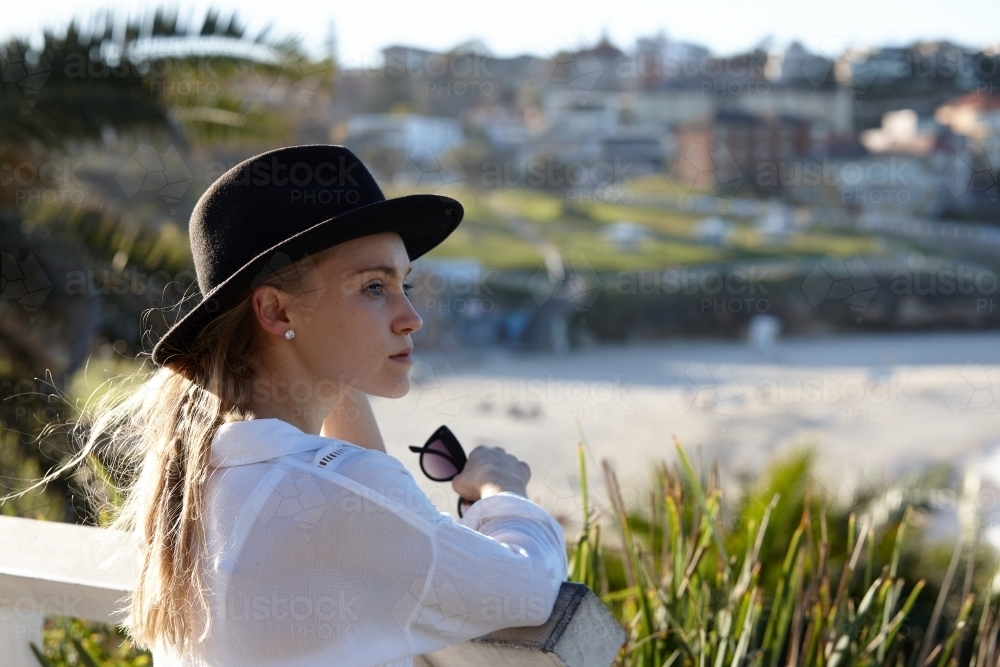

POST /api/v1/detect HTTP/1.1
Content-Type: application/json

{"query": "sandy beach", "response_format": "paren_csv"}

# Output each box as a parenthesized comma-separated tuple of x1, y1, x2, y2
(369, 330, 1000, 536)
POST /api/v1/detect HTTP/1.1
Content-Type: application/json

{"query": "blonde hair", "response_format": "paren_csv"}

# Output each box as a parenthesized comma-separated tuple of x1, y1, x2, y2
(112, 294, 260, 652)
(1, 249, 326, 655)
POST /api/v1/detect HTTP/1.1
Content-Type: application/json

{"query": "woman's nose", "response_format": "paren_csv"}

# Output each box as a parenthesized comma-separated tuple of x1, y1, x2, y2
(395, 295, 422, 335)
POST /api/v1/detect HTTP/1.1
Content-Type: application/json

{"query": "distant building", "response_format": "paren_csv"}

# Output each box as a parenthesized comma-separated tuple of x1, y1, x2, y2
(625, 87, 852, 136)
(342, 113, 466, 183)
(521, 89, 674, 169)
(584, 36, 630, 92)
(860, 109, 938, 155)
(845, 42, 985, 132)
(345, 113, 464, 157)
(934, 93, 999, 218)
(466, 105, 542, 153)
(336, 35, 994, 224)
(533, 83, 853, 180)
(539, 89, 621, 136)
(600, 124, 674, 174)
(777, 42, 837, 90)
(732, 86, 854, 136)
(634, 31, 711, 90)
(629, 91, 714, 137)
(672, 110, 817, 195)
(935, 92, 1000, 142)
(718, 110, 814, 165)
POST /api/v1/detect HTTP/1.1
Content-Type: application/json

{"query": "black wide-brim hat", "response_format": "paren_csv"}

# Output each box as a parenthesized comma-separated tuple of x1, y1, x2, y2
(149, 144, 463, 367)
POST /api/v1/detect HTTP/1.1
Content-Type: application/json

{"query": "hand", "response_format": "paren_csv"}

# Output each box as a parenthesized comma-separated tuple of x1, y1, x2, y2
(451, 445, 531, 502)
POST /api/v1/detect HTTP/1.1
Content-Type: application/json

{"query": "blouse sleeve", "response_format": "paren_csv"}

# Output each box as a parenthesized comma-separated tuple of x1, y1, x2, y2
(408, 491, 569, 655)
(329, 450, 570, 656)
(208, 447, 568, 666)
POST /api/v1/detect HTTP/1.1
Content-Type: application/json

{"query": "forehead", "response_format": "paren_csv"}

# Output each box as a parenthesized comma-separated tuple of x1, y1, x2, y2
(312, 232, 410, 272)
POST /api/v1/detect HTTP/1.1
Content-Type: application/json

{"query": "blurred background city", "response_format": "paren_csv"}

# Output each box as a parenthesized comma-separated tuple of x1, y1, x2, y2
(1, 1, 999, 556)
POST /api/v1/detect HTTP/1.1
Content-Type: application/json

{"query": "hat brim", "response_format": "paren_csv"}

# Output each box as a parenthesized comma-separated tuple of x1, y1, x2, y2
(150, 193, 463, 367)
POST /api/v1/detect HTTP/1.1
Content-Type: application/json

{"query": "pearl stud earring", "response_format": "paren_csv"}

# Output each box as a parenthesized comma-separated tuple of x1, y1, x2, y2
(284, 329, 295, 340)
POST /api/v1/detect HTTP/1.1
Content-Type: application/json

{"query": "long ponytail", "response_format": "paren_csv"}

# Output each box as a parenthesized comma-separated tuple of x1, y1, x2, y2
(1, 248, 323, 655)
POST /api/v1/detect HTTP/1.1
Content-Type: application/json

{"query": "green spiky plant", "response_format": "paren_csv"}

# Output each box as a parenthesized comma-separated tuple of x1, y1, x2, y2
(567, 429, 1000, 667)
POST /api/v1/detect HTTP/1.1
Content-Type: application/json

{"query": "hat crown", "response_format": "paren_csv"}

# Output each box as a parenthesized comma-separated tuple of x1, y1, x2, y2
(189, 145, 385, 297)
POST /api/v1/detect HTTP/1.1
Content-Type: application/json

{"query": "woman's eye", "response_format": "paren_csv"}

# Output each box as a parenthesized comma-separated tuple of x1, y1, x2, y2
(366, 281, 413, 297)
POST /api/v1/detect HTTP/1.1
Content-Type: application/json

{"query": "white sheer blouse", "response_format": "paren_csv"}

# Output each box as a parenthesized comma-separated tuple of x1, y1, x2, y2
(149, 417, 569, 667)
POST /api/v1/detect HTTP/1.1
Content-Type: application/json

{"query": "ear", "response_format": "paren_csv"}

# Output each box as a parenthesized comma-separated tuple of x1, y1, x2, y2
(250, 285, 293, 337)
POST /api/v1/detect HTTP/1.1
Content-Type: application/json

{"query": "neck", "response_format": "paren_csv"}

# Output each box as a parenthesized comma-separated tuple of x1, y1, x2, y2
(246, 366, 386, 453)
(247, 391, 325, 436)
(246, 362, 335, 436)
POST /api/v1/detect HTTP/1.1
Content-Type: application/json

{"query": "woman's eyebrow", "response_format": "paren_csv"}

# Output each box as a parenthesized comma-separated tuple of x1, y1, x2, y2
(352, 265, 413, 277)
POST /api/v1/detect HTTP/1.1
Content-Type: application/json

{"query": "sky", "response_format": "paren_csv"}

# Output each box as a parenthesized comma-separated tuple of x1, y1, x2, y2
(2, 0, 997, 63)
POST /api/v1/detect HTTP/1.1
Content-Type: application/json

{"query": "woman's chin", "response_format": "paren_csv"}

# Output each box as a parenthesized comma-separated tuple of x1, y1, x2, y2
(386, 375, 410, 399)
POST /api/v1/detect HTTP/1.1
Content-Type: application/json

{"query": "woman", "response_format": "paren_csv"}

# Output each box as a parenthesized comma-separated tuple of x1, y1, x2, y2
(17, 145, 568, 666)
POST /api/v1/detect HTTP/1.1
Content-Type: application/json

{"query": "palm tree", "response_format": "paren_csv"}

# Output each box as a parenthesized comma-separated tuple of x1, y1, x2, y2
(0, 7, 335, 521)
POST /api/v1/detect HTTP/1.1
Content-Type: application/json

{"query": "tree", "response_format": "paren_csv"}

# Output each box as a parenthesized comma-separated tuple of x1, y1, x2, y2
(0, 7, 333, 521)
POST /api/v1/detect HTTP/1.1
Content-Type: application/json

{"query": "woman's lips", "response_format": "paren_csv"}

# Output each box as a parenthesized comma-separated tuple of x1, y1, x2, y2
(389, 353, 412, 363)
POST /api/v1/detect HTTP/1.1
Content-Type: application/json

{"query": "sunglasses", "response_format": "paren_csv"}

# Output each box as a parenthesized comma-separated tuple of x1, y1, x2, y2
(408, 424, 475, 518)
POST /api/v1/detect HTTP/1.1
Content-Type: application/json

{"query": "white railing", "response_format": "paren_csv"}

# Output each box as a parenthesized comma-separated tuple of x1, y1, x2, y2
(0, 515, 626, 667)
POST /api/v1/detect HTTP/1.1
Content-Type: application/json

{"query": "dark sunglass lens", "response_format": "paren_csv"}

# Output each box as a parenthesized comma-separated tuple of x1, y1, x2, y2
(422, 439, 458, 479)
